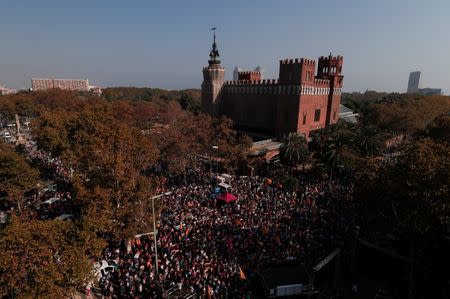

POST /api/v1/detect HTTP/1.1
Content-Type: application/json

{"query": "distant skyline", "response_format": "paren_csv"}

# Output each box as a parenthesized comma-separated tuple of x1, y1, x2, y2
(0, 0, 449, 94)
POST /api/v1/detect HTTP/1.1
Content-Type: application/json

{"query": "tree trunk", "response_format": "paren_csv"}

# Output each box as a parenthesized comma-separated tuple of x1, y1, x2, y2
(329, 157, 336, 182)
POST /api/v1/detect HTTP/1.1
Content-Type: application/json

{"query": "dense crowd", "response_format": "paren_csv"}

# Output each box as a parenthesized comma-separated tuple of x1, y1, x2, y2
(2, 126, 358, 298)
(97, 171, 357, 298)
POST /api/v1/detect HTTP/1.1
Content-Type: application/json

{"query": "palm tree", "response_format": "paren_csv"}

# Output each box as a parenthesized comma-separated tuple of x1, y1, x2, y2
(323, 128, 355, 180)
(279, 132, 309, 172)
(357, 125, 382, 157)
(310, 126, 331, 157)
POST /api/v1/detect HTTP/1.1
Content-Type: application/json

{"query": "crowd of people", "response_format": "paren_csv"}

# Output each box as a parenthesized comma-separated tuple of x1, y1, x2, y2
(2, 121, 358, 298)
(97, 169, 357, 298)
(25, 140, 73, 183)
(0, 137, 74, 221)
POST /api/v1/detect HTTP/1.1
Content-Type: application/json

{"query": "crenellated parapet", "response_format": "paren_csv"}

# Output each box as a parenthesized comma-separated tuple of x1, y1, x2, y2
(202, 46, 345, 137)
(222, 79, 283, 95)
(238, 71, 260, 75)
(222, 77, 336, 96)
(279, 58, 316, 66)
(318, 55, 343, 64)
(317, 54, 344, 78)
(237, 70, 262, 81)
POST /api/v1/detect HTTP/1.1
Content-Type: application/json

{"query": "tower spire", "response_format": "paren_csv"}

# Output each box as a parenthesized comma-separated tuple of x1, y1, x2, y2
(209, 27, 220, 65)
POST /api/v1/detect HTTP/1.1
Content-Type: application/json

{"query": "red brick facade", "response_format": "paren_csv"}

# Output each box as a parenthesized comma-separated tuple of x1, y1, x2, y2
(237, 71, 262, 81)
(202, 46, 343, 138)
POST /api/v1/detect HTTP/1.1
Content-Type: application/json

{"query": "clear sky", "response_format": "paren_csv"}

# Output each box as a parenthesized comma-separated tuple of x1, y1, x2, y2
(0, 0, 449, 93)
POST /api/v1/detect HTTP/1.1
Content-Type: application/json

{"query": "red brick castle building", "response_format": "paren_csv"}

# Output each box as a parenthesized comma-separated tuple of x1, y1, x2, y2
(201, 31, 344, 138)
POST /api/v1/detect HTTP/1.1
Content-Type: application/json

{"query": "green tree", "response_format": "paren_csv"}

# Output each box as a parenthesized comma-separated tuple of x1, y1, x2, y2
(323, 128, 355, 179)
(279, 132, 309, 172)
(310, 126, 331, 157)
(356, 124, 383, 157)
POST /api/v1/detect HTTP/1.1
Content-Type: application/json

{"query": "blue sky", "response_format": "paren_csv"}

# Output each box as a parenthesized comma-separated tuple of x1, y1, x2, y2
(0, 0, 449, 93)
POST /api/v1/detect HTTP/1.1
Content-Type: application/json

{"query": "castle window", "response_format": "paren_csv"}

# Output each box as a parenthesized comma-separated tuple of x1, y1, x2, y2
(333, 111, 337, 120)
(303, 113, 307, 125)
(314, 109, 321, 122)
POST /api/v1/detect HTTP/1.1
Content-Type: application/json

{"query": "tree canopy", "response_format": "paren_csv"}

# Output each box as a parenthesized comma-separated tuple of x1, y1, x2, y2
(0, 89, 250, 296)
(0, 217, 95, 298)
(0, 141, 39, 207)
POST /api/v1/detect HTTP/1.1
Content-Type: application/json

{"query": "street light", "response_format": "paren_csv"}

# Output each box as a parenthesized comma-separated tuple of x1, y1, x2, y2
(150, 191, 172, 277)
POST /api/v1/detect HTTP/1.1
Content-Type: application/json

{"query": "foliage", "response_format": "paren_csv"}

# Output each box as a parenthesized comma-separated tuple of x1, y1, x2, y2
(364, 95, 450, 134)
(424, 114, 450, 143)
(310, 121, 364, 179)
(101, 87, 201, 113)
(358, 138, 450, 241)
(1, 90, 250, 240)
(0, 141, 39, 207)
(354, 122, 383, 157)
(279, 132, 309, 170)
(0, 89, 251, 294)
(0, 217, 95, 298)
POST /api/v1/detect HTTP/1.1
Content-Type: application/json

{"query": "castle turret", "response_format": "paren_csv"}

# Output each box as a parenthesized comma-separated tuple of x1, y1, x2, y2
(201, 28, 225, 116)
(317, 53, 344, 125)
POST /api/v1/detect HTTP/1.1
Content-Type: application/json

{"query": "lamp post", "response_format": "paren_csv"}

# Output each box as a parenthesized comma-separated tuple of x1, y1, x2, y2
(212, 145, 218, 175)
(149, 191, 172, 277)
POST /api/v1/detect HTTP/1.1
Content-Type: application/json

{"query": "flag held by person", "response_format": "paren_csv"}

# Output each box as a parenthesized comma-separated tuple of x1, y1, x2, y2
(239, 267, 246, 280)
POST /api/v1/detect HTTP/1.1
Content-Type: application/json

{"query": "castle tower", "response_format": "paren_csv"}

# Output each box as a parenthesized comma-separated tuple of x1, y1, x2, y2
(317, 53, 344, 125)
(201, 28, 225, 116)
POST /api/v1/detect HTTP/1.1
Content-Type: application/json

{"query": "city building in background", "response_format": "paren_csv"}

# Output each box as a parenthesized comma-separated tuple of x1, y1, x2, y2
(254, 65, 264, 79)
(406, 71, 442, 95)
(202, 32, 343, 138)
(31, 78, 102, 95)
(418, 88, 442, 96)
(0, 84, 16, 95)
(233, 66, 242, 81)
(407, 71, 421, 94)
